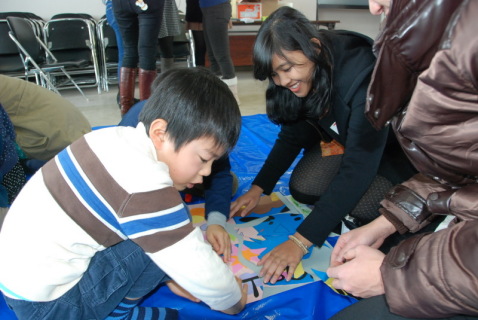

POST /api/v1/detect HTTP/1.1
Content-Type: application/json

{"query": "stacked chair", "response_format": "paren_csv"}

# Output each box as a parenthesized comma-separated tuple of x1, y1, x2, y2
(6, 15, 89, 99)
(0, 11, 197, 97)
(0, 19, 24, 77)
(43, 13, 102, 93)
(0, 12, 45, 79)
(97, 16, 119, 92)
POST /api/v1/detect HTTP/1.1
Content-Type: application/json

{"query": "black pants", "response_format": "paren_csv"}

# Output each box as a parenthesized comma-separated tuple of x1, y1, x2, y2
(201, 1, 235, 79)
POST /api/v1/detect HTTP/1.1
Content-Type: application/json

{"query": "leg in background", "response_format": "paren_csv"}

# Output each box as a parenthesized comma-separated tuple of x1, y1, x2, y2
(158, 36, 175, 73)
(106, 0, 124, 81)
(136, 0, 164, 100)
(119, 67, 137, 115)
(201, 2, 239, 103)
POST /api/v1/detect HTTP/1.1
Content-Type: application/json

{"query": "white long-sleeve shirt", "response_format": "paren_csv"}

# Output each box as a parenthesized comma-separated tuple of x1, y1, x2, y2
(0, 124, 240, 311)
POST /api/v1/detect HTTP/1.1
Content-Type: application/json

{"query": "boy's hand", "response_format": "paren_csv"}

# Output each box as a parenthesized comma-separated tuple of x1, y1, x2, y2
(206, 225, 232, 262)
(230, 185, 263, 217)
(220, 277, 248, 315)
(166, 280, 201, 303)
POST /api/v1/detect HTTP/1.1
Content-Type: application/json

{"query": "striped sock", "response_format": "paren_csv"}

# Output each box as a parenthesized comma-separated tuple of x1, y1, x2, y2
(106, 298, 178, 320)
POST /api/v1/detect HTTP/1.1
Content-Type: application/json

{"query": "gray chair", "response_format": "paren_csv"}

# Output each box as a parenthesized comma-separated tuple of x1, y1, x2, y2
(6, 16, 88, 99)
(43, 16, 101, 93)
(97, 17, 119, 92)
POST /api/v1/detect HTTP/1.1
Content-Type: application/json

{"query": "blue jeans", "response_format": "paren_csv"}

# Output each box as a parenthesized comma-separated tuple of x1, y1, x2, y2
(112, 0, 165, 70)
(4, 240, 169, 320)
(105, 0, 124, 80)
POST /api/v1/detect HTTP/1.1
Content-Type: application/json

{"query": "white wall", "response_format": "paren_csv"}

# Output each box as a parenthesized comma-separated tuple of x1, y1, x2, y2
(1, 0, 381, 38)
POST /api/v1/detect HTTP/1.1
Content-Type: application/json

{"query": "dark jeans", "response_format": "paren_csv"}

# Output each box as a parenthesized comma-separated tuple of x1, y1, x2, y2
(5, 240, 168, 320)
(330, 295, 478, 320)
(105, 0, 124, 79)
(113, 0, 165, 70)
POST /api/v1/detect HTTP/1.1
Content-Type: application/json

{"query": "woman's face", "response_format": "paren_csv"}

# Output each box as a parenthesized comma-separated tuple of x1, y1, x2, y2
(271, 50, 315, 98)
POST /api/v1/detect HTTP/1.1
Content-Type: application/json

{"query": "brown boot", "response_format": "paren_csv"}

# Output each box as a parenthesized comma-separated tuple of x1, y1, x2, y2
(119, 67, 137, 116)
(139, 68, 157, 101)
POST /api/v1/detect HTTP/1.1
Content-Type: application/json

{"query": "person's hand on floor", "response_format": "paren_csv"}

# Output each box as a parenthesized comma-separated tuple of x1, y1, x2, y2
(206, 224, 232, 262)
(257, 236, 307, 284)
(230, 185, 263, 217)
(326, 245, 385, 298)
(330, 215, 396, 267)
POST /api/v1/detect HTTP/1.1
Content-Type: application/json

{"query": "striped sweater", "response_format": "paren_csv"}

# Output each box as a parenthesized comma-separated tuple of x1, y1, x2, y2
(0, 124, 240, 311)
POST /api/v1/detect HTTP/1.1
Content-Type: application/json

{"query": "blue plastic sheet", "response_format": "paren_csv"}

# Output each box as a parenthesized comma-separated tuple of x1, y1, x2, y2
(230, 114, 303, 198)
(140, 280, 356, 320)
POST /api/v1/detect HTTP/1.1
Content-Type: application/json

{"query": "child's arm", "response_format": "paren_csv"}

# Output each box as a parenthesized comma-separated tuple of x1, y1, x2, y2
(167, 277, 248, 315)
(219, 277, 248, 315)
(204, 156, 234, 262)
(149, 227, 245, 313)
(206, 223, 231, 262)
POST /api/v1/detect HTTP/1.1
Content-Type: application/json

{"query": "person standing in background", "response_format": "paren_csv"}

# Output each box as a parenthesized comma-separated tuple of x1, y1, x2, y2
(103, 0, 125, 107)
(185, 0, 207, 67)
(103, 0, 124, 85)
(199, 0, 240, 104)
(113, 0, 165, 116)
(158, 0, 180, 73)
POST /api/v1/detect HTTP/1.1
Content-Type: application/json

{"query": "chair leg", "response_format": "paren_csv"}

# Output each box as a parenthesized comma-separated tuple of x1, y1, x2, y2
(119, 67, 137, 116)
(138, 68, 157, 101)
(60, 68, 89, 101)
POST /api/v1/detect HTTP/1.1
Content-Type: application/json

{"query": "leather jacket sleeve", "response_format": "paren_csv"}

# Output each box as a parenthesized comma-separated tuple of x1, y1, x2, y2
(379, 174, 449, 233)
(381, 219, 478, 317)
(380, 173, 478, 234)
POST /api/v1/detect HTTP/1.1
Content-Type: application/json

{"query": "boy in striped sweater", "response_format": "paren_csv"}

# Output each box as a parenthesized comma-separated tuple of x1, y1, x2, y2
(0, 68, 247, 320)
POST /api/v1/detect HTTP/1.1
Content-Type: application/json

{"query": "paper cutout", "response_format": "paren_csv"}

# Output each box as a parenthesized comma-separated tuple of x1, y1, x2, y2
(190, 192, 337, 304)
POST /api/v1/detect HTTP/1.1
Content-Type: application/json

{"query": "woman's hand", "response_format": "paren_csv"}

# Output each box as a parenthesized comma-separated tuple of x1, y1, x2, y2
(330, 215, 396, 267)
(257, 237, 307, 284)
(206, 224, 232, 262)
(230, 185, 263, 217)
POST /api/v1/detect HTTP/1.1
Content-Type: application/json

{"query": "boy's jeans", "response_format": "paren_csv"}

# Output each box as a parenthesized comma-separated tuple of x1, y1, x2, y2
(5, 240, 168, 320)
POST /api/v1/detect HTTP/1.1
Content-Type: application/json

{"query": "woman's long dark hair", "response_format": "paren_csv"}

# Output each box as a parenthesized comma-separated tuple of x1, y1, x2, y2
(253, 6, 333, 124)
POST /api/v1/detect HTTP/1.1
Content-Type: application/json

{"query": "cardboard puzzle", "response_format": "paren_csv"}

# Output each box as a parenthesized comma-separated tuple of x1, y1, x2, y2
(189, 192, 338, 304)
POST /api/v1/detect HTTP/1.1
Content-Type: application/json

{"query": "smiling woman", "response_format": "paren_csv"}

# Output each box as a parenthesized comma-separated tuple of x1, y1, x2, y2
(230, 6, 416, 285)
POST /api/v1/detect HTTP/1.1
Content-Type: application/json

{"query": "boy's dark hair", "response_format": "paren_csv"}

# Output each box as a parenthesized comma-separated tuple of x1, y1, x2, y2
(253, 6, 333, 124)
(138, 67, 241, 153)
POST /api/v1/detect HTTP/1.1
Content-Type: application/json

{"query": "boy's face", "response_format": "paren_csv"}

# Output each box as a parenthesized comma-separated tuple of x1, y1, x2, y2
(151, 119, 224, 191)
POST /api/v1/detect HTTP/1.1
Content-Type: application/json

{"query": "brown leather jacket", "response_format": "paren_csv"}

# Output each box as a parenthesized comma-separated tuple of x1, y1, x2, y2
(366, 0, 478, 317)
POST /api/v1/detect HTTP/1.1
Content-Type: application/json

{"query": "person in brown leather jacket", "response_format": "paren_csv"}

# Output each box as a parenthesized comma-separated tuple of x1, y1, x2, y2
(326, 0, 478, 319)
